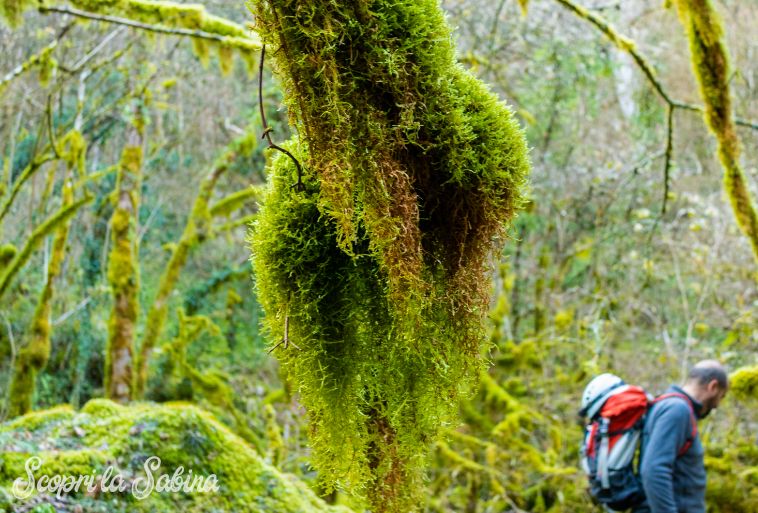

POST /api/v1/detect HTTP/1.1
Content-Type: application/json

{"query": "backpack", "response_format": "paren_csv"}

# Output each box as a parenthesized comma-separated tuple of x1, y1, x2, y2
(578, 374, 697, 512)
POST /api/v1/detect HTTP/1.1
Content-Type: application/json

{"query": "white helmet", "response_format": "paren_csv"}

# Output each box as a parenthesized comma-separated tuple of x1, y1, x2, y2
(580, 373, 626, 419)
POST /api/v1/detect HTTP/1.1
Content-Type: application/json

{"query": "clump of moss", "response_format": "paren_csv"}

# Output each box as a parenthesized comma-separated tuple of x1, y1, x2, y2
(730, 365, 758, 400)
(249, 1, 530, 510)
(0, 400, 352, 513)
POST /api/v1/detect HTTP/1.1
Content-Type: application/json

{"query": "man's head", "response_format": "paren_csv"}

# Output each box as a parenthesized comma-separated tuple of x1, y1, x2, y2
(682, 360, 729, 418)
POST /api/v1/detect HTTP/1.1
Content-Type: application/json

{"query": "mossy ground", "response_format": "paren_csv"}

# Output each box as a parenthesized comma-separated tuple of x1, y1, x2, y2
(0, 400, 352, 513)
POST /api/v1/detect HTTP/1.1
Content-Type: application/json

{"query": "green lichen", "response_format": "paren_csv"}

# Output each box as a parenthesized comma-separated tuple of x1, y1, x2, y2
(249, 1, 530, 510)
(0, 400, 352, 513)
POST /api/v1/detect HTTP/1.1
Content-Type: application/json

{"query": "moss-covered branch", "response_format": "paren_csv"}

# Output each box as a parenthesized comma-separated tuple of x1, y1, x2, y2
(163, 309, 265, 452)
(134, 129, 256, 398)
(104, 137, 142, 403)
(0, 23, 71, 92)
(6, 185, 76, 418)
(209, 187, 259, 218)
(0, 195, 92, 300)
(551, 0, 758, 132)
(39, 4, 260, 53)
(671, 0, 758, 264)
(0, 153, 57, 223)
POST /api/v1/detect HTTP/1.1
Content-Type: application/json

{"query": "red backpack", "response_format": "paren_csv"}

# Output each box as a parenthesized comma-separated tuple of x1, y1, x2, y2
(579, 380, 697, 511)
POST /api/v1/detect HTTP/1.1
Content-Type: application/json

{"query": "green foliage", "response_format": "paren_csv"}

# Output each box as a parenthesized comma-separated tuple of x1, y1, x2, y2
(0, 400, 353, 513)
(249, 0, 529, 509)
(136, 128, 257, 398)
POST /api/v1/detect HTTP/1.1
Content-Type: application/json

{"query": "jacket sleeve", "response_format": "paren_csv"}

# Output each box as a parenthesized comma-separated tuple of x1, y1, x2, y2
(640, 401, 692, 513)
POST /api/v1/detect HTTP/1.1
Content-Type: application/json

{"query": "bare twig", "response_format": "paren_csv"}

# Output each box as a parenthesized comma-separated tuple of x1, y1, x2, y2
(267, 315, 301, 353)
(70, 27, 127, 73)
(661, 104, 674, 215)
(53, 297, 93, 326)
(258, 44, 305, 192)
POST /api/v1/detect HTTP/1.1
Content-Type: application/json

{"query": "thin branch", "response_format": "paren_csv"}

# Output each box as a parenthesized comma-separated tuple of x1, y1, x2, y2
(0, 23, 73, 88)
(53, 297, 93, 326)
(258, 44, 305, 192)
(69, 26, 127, 73)
(661, 104, 674, 215)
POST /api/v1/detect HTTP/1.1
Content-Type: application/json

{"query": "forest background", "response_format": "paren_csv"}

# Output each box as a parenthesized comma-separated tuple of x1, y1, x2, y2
(0, 0, 756, 512)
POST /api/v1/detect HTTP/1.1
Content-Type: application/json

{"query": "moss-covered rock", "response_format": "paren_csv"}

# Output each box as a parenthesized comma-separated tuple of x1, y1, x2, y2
(0, 399, 352, 513)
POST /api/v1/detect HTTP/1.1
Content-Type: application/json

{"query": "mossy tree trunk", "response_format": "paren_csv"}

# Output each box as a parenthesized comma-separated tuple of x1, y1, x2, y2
(104, 129, 142, 404)
(7, 184, 75, 418)
(673, 0, 758, 265)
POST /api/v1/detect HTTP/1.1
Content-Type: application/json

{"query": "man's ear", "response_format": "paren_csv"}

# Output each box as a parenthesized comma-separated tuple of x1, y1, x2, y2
(707, 379, 720, 394)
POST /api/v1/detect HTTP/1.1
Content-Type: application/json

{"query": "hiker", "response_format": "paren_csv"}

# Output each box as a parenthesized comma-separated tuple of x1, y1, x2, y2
(634, 360, 729, 513)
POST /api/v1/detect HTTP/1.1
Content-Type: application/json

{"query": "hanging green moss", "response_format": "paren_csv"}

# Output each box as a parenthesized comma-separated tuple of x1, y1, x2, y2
(249, 1, 529, 510)
(104, 143, 143, 403)
(0, 195, 91, 300)
(7, 185, 75, 418)
(672, 0, 758, 264)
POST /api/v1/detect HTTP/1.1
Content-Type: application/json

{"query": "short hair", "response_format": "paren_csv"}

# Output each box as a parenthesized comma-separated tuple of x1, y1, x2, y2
(687, 361, 728, 389)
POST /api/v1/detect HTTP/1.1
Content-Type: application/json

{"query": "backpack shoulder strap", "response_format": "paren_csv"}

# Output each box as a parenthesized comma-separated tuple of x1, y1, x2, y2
(652, 392, 698, 457)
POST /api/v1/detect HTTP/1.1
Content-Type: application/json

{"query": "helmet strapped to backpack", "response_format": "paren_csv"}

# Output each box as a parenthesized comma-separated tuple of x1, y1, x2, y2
(579, 375, 698, 512)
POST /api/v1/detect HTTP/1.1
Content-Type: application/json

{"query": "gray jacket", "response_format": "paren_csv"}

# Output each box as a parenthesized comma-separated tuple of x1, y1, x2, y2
(635, 385, 706, 513)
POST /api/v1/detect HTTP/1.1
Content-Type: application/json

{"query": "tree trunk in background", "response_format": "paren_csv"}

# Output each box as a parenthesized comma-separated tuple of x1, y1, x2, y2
(7, 184, 75, 418)
(104, 128, 142, 403)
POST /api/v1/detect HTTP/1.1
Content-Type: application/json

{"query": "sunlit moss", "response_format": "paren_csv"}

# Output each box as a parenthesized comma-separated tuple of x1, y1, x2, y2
(249, 1, 529, 510)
